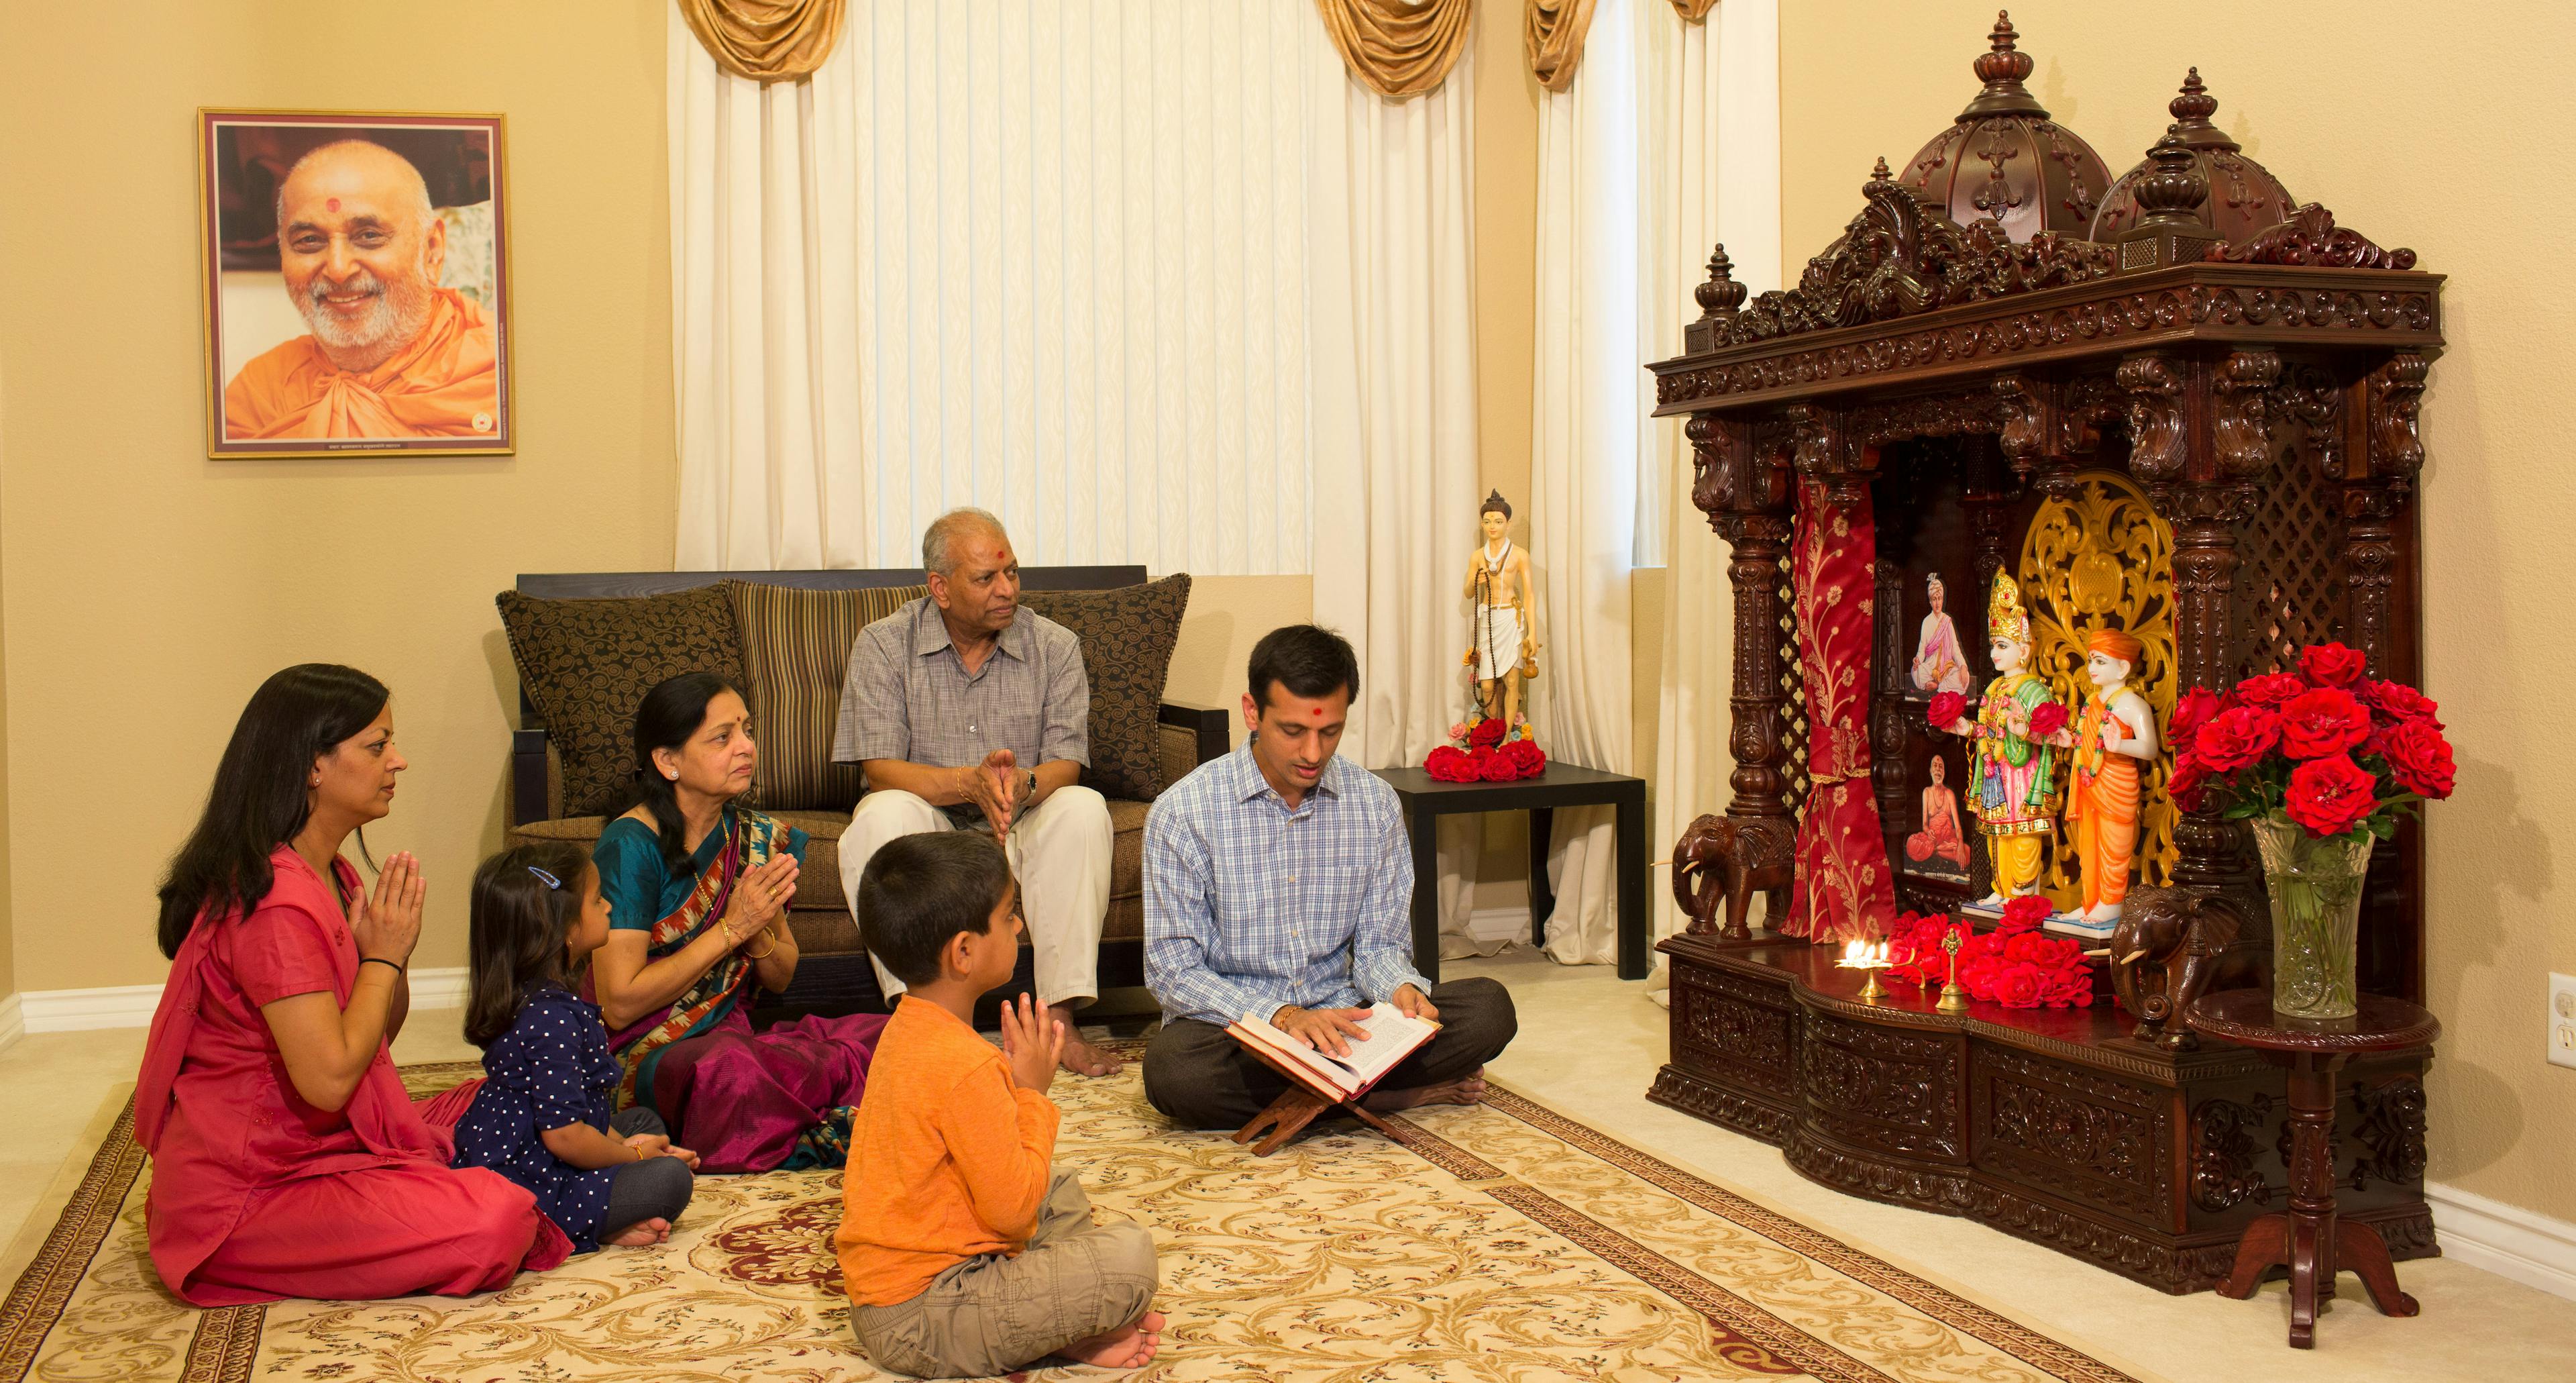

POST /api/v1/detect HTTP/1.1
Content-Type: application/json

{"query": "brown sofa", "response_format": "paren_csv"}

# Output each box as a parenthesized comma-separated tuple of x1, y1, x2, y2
(500, 566, 1227, 1017)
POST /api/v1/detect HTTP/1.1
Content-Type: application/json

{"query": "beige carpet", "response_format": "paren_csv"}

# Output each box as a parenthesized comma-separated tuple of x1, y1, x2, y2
(0, 1054, 2143, 1383)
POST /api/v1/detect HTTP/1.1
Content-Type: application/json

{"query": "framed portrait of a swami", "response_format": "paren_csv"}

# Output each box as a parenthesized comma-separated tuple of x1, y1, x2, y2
(198, 111, 512, 458)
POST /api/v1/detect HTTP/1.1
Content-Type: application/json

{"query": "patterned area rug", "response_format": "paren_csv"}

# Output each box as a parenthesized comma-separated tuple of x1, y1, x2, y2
(0, 1054, 2139, 1382)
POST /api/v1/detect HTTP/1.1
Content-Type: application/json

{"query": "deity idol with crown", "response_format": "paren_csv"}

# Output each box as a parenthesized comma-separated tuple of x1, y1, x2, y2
(1937, 573, 2062, 904)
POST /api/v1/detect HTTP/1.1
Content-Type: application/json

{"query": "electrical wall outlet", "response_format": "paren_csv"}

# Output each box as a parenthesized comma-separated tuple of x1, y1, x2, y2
(2553, 973, 2576, 1071)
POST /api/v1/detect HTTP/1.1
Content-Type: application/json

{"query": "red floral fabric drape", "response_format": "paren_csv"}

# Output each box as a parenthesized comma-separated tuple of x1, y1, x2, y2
(1786, 476, 1900, 942)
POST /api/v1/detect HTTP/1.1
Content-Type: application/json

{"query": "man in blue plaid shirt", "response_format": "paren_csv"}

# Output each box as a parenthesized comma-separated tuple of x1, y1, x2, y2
(1140, 625, 1517, 1129)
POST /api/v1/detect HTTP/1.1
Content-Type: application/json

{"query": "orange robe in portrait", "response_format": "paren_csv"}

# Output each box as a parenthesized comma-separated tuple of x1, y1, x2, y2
(223, 288, 500, 440)
(2067, 699, 2141, 912)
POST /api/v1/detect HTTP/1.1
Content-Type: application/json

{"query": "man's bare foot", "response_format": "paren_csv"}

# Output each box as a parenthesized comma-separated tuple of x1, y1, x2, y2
(1362, 1069, 1489, 1113)
(1061, 1310, 1166, 1370)
(602, 1217, 670, 1247)
(1052, 1003, 1124, 1076)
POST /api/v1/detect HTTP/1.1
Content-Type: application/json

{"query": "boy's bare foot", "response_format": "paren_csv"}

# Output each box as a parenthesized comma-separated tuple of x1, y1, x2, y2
(602, 1217, 670, 1247)
(1061, 1310, 1166, 1370)
(1362, 1069, 1489, 1113)
(1052, 1003, 1125, 1076)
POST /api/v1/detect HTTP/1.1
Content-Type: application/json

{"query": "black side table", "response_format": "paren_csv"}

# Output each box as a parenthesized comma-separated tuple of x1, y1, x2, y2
(1372, 764, 1650, 982)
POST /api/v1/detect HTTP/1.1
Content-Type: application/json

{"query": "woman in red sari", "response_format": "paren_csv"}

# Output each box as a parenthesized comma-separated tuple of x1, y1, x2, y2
(138, 664, 570, 1306)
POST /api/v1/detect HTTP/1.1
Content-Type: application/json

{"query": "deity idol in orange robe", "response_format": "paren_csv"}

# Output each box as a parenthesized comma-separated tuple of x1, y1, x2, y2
(2065, 629, 2158, 923)
(222, 139, 500, 442)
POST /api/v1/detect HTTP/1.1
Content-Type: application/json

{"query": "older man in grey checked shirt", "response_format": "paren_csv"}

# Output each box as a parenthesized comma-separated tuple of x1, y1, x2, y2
(1140, 624, 1516, 1129)
(835, 508, 1122, 1076)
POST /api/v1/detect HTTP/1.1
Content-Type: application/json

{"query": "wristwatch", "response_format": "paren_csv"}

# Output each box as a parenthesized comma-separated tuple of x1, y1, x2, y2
(1019, 768, 1038, 802)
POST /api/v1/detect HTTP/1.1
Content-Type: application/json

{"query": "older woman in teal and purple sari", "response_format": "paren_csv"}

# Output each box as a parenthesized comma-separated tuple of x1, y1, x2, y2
(590, 673, 887, 1172)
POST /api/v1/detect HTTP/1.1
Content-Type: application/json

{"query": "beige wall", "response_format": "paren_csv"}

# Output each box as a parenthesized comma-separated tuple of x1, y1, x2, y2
(1165, 576, 1316, 748)
(1782, 1, 2576, 1222)
(0, 0, 679, 984)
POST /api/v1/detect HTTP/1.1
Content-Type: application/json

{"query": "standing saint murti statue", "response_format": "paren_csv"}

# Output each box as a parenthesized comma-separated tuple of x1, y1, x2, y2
(2059, 629, 2158, 923)
(1939, 572, 2061, 905)
(1461, 490, 1539, 729)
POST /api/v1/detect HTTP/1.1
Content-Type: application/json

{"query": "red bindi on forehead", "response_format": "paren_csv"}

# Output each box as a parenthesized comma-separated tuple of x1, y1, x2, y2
(327, 197, 340, 211)
(1310, 707, 1322, 717)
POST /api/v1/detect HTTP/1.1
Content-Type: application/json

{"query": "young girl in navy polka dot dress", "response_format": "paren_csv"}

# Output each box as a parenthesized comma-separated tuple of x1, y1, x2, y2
(451, 843, 698, 1251)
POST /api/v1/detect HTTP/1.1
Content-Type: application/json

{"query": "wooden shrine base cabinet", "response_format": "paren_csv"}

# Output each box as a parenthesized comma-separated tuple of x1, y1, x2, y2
(1649, 934, 2436, 1294)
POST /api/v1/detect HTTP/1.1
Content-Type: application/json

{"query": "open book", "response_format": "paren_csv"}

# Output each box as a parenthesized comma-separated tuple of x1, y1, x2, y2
(1226, 1002, 1440, 1103)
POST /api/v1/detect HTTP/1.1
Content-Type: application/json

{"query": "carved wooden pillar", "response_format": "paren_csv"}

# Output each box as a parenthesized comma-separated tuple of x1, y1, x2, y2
(1693, 411, 1796, 823)
(1870, 557, 1911, 878)
(2351, 352, 2428, 677)
(2131, 348, 2279, 913)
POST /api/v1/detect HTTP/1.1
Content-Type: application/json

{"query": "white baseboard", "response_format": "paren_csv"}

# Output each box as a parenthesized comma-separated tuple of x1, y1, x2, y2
(2427, 1180, 2576, 1302)
(21, 966, 472, 1033)
(1467, 905, 1534, 944)
(0, 992, 22, 1054)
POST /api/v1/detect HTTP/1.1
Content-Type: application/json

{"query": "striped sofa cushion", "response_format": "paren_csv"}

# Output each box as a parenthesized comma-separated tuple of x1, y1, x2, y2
(723, 581, 928, 812)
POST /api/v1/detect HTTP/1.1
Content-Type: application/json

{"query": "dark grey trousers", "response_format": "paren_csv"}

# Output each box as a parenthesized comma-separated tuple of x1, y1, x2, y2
(600, 1107, 694, 1237)
(1140, 976, 1518, 1130)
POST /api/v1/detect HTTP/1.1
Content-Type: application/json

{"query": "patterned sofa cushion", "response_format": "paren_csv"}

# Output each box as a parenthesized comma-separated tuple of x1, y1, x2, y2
(496, 586, 746, 817)
(1019, 574, 1193, 802)
(722, 581, 928, 811)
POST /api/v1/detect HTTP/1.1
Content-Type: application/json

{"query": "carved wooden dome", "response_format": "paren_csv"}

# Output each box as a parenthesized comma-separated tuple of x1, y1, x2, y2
(1896, 11, 2112, 244)
(2091, 69, 2299, 244)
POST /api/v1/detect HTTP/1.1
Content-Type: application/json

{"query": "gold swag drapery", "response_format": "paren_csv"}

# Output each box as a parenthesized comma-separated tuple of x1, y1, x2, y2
(1524, 0, 1597, 92)
(676, 0, 846, 83)
(1667, 0, 1718, 21)
(1312, 0, 1474, 99)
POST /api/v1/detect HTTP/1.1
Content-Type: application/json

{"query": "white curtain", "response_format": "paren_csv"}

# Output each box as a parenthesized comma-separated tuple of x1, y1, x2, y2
(669, 0, 1317, 573)
(1305, 44, 1483, 774)
(1646, 0, 1782, 993)
(1528, 0, 1642, 964)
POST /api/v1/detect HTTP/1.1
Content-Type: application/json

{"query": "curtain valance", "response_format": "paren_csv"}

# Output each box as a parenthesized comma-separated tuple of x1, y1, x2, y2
(1668, 0, 1717, 20)
(1312, 0, 1474, 99)
(675, 0, 845, 83)
(1524, 0, 1597, 93)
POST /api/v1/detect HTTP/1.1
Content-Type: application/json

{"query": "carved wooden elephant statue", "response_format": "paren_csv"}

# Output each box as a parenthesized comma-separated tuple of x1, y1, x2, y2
(2110, 886, 2245, 1049)
(1670, 813, 1796, 941)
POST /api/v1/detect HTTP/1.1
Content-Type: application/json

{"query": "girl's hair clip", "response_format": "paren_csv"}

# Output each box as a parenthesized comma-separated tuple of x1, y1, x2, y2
(527, 865, 563, 889)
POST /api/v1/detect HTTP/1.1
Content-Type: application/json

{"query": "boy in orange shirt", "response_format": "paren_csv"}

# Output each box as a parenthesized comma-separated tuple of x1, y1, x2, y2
(839, 832, 1165, 1377)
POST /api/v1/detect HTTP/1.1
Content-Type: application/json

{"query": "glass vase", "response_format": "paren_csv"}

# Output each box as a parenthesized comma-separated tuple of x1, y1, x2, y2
(2250, 812, 2373, 1020)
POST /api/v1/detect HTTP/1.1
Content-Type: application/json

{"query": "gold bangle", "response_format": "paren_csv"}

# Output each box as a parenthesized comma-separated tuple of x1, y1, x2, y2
(744, 930, 780, 960)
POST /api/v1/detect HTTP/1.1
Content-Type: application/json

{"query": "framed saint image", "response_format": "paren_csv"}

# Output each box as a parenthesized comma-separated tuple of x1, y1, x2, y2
(199, 111, 511, 458)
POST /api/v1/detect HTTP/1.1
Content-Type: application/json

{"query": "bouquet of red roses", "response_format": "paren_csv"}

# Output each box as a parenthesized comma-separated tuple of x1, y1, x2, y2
(2166, 642, 2453, 841)
(1424, 717, 1546, 782)
(1884, 897, 2094, 1009)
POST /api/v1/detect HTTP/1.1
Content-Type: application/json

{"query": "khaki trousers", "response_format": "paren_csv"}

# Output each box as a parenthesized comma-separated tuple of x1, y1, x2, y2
(841, 786, 1112, 1009)
(850, 1168, 1157, 1379)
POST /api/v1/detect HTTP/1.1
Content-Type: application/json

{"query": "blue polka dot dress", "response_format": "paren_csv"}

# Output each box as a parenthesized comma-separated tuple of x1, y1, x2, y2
(452, 987, 625, 1251)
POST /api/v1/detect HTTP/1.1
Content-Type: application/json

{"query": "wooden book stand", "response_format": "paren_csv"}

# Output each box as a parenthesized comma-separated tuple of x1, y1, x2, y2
(1229, 1042, 1399, 1156)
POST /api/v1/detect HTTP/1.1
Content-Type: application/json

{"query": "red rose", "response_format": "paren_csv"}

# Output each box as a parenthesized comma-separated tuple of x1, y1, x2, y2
(1498, 739, 1547, 778)
(2194, 707, 2282, 773)
(1424, 746, 1475, 782)
(2000, 894, 2052, 932)
(2169, 687, 2225, 750)
(1928, 691, 1968, 733)
(1992, 963, 2046, 1008)
(2365, 679, 2443, 728)
(2277, 687, 2371, 759)
(2381, 717, 2455, 800)
(1468, 718, 1507, 750)
(2166, 754, 2210, 813)
(2235, 672, 2308, 709)
(2028, 701, 2070, 739)
(2298, 642, 2367, 688)
(2003, 931, 2052, 963)
(2283, 753, 2381, 839)
(2042, 969, 2096, 1009)
(1478, 751, 1521, 782)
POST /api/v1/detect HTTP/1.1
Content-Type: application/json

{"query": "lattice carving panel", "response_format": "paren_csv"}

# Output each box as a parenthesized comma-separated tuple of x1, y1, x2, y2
(2231, 455, 2347, 680)
(1778, 554, 1811, 821)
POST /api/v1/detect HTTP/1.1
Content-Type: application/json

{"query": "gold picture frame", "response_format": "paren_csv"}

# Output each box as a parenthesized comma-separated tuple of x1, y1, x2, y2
(197, 109, 513, 459)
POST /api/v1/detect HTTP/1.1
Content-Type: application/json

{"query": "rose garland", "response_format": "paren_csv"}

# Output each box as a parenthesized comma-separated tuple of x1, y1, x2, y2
(1885, 897, 2094, 1009)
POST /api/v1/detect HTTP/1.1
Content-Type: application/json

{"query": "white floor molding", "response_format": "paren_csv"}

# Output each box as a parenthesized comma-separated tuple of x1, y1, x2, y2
(2428, 1180, 2576, 1302)
(0, 992, 21, 1054)
(22, 967, 470, 1033)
